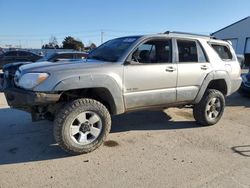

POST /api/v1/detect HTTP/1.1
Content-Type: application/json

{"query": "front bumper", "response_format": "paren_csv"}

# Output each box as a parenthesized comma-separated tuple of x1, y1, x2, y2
(4, 87, 61, 108)
(0, 73, 3, 91)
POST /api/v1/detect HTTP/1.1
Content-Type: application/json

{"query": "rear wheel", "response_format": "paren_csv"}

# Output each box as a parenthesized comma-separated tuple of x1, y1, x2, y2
(54, 98, 111, 155)
(193, 89, 225, 126)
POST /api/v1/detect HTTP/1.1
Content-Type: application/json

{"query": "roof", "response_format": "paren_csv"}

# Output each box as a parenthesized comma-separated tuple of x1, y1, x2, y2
(4, 50, 40, 55)
(212, 16, 250, 35)
(164, 31, 214, 39)
(55, 51, 87, 54)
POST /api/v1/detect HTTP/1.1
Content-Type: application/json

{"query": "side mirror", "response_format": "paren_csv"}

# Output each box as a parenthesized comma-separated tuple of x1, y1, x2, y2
(124, 60, 139, 65)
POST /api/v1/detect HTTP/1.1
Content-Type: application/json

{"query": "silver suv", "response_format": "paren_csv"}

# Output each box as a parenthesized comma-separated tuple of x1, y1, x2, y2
(1, 32, 242, 154)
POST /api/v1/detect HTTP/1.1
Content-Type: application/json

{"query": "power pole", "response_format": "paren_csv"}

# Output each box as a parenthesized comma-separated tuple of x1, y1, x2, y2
(19, 40, 22, 48)
(41, 39, 44, 48)
(101, 31, 104, 44)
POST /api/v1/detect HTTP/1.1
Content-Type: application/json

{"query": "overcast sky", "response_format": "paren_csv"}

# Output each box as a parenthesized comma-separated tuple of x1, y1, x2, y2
(0, 0, 249, 48)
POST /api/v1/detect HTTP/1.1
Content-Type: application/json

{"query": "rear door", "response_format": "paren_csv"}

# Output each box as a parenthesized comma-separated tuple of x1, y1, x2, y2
(175, 39, 212, 102)
(123, 38, 177, 110)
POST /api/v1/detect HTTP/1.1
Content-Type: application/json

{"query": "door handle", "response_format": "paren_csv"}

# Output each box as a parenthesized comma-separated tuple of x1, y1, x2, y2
(200, 65, 208, 70)
(165, 66, 176, 72)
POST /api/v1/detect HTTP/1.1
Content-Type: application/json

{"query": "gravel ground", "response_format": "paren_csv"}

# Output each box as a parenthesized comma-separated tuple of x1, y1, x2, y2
(0, 92, 249, 188)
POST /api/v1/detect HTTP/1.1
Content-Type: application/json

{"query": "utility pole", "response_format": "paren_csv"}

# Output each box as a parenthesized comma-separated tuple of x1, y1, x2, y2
(101, 31, 104, 44)
(26, 40, 28, 49)
(40, 39, 44, 48)
(19, 40, 22, 48)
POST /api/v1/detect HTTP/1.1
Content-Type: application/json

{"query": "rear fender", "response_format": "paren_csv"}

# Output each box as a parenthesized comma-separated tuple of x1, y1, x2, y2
(194, 71, 231, 103)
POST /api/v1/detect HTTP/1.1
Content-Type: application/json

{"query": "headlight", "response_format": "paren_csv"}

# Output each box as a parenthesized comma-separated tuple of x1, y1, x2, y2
(17, 73, 49, 89)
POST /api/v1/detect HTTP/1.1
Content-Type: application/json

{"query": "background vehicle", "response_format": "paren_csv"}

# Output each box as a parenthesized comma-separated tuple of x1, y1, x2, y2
(2, 32, 242, 155)
(36, 51, 88, 62)
(0, 50, 42, 69)
(237, 54, 245, 68)
(2, 51, 88, 80)
(239, 69, 250, 96)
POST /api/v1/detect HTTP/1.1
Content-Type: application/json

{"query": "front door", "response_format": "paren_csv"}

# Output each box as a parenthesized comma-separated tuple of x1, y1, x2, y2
(123, 38, 177, 110)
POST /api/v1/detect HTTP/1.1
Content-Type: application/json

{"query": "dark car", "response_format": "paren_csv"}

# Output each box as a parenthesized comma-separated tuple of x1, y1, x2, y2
(2, 51, 88, 80)
(239, 69, 250, 96)
(237, 54, 245, 68)
(0, 50, 42, 69)
(36, 51, 88, 62)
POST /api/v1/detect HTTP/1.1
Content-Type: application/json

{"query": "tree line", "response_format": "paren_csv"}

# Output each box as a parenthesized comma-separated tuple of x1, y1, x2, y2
(42, 36, 96, 51)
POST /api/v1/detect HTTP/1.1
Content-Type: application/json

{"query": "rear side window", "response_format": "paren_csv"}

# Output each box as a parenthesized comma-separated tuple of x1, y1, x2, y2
(57, 53, 73, 59)
(177, 40, 198, 62)
(211, 44, 233, 60)
(177, 40, 208, 63)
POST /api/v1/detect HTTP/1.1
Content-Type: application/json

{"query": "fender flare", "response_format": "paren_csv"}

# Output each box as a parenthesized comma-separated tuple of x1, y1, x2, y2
(53, 74, 125, 114)
(194, 71, 231, 103)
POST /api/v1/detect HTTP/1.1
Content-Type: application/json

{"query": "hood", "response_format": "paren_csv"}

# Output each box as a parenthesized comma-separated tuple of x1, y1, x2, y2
(19, 59, 108, 74)
(19, 61, 54, 72)
(3, 61, 32, 71)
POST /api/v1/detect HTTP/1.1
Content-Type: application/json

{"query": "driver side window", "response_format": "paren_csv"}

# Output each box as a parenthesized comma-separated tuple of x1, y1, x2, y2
(132, 39, 172, 64)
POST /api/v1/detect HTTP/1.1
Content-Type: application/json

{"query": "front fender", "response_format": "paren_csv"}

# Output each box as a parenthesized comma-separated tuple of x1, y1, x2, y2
(53, 74, 125, 114)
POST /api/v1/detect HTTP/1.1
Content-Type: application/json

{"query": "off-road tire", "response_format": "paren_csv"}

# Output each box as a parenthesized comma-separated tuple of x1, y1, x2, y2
(193, 89, 225, 126)
(54, 98, 111, 155)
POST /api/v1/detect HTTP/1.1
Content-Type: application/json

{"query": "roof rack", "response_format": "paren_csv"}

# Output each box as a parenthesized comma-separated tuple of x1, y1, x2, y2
(164, 31, 216, 39)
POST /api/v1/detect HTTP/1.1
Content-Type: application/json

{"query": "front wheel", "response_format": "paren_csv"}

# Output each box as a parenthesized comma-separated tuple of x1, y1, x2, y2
(54, 98, 111, 155)
(193, 89, 225, 126)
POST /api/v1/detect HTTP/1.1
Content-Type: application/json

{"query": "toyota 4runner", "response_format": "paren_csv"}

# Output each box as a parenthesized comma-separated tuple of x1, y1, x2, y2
(1, 32, 242, 154)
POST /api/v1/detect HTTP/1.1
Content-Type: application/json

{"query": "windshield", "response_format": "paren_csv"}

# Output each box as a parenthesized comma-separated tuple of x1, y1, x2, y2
(87, 37, 140, 62)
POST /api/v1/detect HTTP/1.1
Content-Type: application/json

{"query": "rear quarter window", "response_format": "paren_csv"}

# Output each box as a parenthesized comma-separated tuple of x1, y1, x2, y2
(211, 44, 233, 60)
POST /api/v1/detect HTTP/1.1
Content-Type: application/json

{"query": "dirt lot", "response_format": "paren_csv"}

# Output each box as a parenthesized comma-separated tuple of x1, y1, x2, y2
(0, 92, 250, 188)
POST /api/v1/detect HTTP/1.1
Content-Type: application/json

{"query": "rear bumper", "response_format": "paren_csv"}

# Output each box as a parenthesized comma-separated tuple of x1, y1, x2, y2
(4, 87, 61, 108)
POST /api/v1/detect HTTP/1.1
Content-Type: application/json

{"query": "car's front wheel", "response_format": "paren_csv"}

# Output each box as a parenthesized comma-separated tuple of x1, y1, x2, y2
(54, 98, 111, 155)
(193, 89, 225, 126)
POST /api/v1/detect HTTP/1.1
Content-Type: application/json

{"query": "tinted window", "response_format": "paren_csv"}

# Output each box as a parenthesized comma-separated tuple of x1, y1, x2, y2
(132, 39, 172, 64)
(5, 51, 18, 56)
(57, 53, 73, 59)
(88, 37, 139, 62)
(211, 44, 233, 60)
(177, 40, 198, 62)
(197, 42, 208, 62)
(75, 53, 87, 59)
(18, 51, 30, 57)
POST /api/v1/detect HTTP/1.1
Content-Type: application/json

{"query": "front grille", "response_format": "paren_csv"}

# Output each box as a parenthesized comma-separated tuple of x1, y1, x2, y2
(245, 82, 250, 87)
(3, 71, 15, 89)
(4, 70, 9, 79)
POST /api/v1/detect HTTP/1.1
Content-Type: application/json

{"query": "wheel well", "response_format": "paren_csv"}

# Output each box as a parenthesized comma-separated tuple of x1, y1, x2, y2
(207, 79, 227, 95)
(59, 88, 117, 115)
